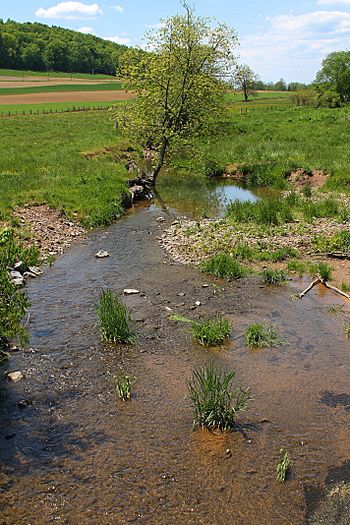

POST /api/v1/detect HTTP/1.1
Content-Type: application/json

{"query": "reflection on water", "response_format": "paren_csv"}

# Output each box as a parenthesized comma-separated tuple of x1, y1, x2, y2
(155, 173, 272, 218)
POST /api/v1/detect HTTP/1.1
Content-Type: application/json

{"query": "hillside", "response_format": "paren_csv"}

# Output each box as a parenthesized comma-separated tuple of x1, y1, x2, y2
(0, 19, 127, 75)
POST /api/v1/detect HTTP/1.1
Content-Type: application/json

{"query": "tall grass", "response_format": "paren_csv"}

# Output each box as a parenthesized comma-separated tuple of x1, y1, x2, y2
(201, 254, 249, 278)
(97, 289, 134, 343)
(188, 363, 251, 431)
(276, 448, 292, 482)
(192, 317, 231, 346)
(245, 322, 282, 348)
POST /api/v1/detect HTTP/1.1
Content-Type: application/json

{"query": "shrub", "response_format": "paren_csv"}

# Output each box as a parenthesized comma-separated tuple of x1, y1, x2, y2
(276, 448, 292, 482)
(97, 289, 134, 343)
(261, 269, 288, 284)
(188, 363, 251, 431)
(192, 316, 231, 346)
(245, 322, 282, 348)
(115, 371, 134, 401)
(0, 266, 30, 350)
(201, 254, 249, 279)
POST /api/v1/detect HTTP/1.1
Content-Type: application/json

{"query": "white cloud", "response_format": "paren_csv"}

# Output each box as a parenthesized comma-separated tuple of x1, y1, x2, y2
(103, 35, 130, 44)
(110, 5, 123, 12)
(240, 10, 350, 82)
(35, 2, 102, 20)
(78, 26, 94, 33)
(317, 0, 350, 5)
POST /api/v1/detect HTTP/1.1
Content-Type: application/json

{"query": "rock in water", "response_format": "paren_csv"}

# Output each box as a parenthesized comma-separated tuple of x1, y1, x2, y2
(7, 371, 24, 383)
(123, 289, 140, 295)
(95, 250, 109, 258)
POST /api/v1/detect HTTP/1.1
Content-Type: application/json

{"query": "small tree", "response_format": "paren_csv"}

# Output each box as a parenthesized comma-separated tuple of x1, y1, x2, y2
(118, 2, 238, 184)
(232, 64, 257, 102)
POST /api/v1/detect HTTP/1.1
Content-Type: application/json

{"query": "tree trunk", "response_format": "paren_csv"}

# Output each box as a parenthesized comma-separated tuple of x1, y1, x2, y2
(147, 137, 168, 186)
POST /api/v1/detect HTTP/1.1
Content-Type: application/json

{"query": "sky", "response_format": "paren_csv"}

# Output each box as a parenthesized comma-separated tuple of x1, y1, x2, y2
(1, 0, 350, 82)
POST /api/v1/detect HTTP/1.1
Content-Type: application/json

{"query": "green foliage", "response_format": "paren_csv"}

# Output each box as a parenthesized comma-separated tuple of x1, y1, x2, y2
(276, 448, 292, 483)
(316, 51, 350, 103)
(313, 262, 332, 282)
(341, 282, 350, 293)
(0, 266, 29, 349)
(0, 228, 40, 271)
(226, 198, 293, 225)
(290, 89, 318, 107)
(245, 322, 282, 348)
(118, 5, 238, 178)
(0, 19, 126, 75)
(201, 254, 249, 279)
(261, 269, 287, 284)
(192, 316, 231, 346)
(302, 197, 339, 222)
(204, 158, 224, 178)
(232, 64, 258, 102)
(97, 289, 134, 343)
(115, 371, 134, 401)
(270, 247, 299, 262)
(188, 363, 251, 431)
(317, 231, 350, 253)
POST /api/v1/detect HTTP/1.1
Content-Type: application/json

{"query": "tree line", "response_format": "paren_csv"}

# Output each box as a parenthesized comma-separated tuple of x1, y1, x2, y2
(0, 19, 127, 75)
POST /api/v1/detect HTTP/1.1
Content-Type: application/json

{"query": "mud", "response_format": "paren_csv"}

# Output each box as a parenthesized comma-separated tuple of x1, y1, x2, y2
(1, 202, 350, 524)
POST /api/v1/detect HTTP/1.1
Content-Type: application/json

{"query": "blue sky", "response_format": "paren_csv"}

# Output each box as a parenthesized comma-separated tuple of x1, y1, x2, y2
(2, 0, 350, 82)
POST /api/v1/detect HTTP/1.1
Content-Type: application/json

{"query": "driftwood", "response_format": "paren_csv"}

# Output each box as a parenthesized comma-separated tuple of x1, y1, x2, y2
(299, 278, 350, 300)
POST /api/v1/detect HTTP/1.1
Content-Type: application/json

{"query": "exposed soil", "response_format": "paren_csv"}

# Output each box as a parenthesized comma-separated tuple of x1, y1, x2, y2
(288, 169, 328, 189)
(1, 204, 350, 524)
(0, 80, 120, 89)
(13, 205, 85, 257)
(0, 90, 132, 105)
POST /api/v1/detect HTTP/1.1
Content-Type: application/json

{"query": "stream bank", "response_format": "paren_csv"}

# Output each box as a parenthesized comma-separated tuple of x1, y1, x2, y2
(1, 202, 350, 524)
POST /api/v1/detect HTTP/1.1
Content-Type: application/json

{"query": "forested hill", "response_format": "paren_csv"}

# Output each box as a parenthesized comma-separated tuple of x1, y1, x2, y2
(0, 20, 127, 75)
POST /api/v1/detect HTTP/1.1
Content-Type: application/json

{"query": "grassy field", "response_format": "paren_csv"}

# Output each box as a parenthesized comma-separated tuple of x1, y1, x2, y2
(171, 97, 350, 193)
(0, 83, 123, 96)
(0, 110, 130, 226)
(0, 68, 115, 80)
(0, 101, 117, 115)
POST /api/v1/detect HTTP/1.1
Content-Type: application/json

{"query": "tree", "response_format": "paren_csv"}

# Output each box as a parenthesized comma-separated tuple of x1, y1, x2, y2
(316, 51, 350, 102)
(232, 64, 257, 102)
(274, 78, 287, 91)
(118, 3, 238, 184)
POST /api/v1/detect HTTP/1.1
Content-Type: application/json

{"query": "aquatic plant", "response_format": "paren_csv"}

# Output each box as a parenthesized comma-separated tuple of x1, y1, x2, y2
(314, 262, 332, 282)
(245, 322, 283, 348)
(201, 254, 249, 279)
(192, 316, 231, 346)
(115, 371, 134, 401)
(188, 363, 251, 431)
(276, 448, 292, 482)
(97, 289, 134, 343)
(260, 269, 288, 284)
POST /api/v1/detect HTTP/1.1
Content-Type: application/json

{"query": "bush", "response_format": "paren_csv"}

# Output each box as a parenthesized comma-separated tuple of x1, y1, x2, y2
(192, 316, 231, 346)
(245, 322, 282, 348)
(261, 269, 288, 284)
(201, 254, 249, 279)
(97, 289, 134, 343)
(0, 266, 29, 350)
(188, 363, 251, 431)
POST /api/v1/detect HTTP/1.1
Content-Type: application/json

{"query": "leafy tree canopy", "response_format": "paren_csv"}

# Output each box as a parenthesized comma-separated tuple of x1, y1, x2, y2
(117, 2, 238, 182)
(316, 50, 350, 102)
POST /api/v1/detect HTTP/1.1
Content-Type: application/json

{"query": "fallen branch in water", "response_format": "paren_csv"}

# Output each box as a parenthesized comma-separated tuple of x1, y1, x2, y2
(299, 278, 320, 298)
(299, 279, 350, 300)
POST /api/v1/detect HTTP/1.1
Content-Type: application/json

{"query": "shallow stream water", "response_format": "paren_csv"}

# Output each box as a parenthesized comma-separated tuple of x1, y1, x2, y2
(1, 180, 350, 525)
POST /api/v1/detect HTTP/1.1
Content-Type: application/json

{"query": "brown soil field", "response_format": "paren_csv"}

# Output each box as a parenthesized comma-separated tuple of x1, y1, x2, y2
(0, 79, 120, 88)
(0, 90, 132, 105)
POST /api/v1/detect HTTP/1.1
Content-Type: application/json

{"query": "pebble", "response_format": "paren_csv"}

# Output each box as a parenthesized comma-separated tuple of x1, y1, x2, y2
(195, 301, 201, 306)
(123, 289, 140, 295)
(7, 371, 24, 383)
(95, 250, 109, 258)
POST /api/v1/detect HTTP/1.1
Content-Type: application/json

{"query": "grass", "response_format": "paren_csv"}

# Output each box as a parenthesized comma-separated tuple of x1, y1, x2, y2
(201, 254, 249, 279)
(0, 68, 115, 80)
(276, 448, 292, 483)
(0, 101, 118, 115)
(261, 268, 288, 284)
(0, 82, 122, 96)
(0, 109, 130, 225)
(192, 316, 231, 346)
(115, 371, 134, 401)
(188, 363, 251, 431)
(313, 262, 332, 282)
(245, 322, 283, 348)
(97, 289, 134, 344)
(314, 231, 350, 253)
